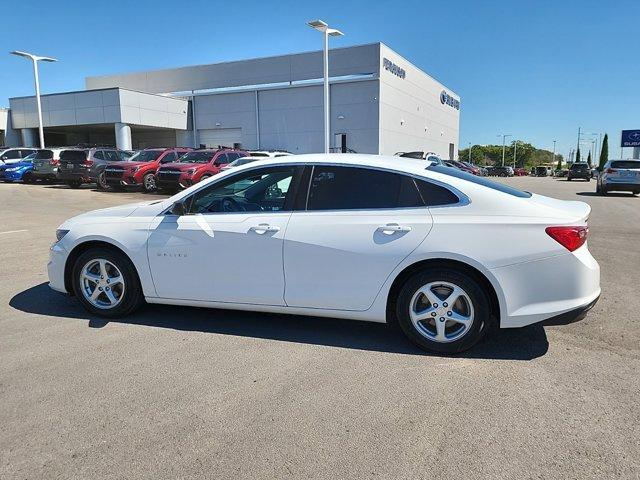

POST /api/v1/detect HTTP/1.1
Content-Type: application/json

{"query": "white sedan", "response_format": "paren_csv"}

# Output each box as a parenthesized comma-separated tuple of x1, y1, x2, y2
(48, 154, 600, 353)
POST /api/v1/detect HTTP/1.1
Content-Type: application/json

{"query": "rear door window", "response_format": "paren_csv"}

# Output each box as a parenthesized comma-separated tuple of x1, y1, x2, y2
(104, 151, 121, 161)
(93, 151, 105, 160)
(161, 151, 178, 163)
(306, 166, 424, 210)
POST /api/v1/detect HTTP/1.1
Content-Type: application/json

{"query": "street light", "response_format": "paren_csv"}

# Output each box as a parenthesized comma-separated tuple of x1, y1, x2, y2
(468, 142, 472, 163)
(307, 20, 343, 154)
(10, 50, 57, 149)
(552, 140, 557, 167)
(497, 134, 512, 166)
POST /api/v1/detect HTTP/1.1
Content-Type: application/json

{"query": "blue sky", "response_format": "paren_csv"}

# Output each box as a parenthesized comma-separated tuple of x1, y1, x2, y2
(2, 0, 638, 158)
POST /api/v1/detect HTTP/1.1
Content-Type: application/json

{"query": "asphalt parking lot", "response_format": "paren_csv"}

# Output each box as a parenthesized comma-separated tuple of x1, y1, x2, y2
(1, 177, 638, 479)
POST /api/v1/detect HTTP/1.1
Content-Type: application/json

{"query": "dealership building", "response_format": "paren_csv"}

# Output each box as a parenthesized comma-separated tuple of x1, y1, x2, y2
(2, 43, 460, 158)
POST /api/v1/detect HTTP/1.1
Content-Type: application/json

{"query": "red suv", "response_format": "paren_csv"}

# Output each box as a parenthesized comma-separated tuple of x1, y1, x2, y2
(155, 148, 248, 191)
(103, 148, 191, 192)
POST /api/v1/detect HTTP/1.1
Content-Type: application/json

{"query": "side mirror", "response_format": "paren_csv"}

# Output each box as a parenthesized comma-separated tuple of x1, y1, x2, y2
(170, 201, 187, 216)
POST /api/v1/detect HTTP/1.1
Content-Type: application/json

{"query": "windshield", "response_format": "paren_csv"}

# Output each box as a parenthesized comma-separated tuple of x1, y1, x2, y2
(427, 164, 532, 198)
(132, 150, 163, 163)
(177, 151, 214, 164)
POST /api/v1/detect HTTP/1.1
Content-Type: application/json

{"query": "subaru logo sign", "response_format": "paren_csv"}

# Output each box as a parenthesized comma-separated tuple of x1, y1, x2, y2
(440, 91, 460, 110)
(383, 58, 406, 79)
(621, 129, 640, 147)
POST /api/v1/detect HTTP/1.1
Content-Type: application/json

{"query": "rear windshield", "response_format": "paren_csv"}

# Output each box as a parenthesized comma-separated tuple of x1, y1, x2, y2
(571, 163, 589, 169)
(611, 161, 640, 169)
(60, 150, 88, 161)
(427, 164, 532, 198)
(35, 150, 53, 159)
(177, 151, 215, 164)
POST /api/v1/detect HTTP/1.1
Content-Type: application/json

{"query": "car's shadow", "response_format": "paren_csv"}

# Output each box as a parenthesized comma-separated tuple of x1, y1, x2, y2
(576, 191, 636, 197)
(10, 283, 549, 361)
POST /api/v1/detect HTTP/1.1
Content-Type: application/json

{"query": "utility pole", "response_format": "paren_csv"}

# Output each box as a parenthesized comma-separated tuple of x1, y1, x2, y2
(497, 134, 512, 166)
(468, 142, 472, 163)
(513, 140, 517, 168)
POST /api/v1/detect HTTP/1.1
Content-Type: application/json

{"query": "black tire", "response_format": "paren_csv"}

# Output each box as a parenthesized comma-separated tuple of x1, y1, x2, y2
(142, 173, 156, 193)
(22, 172, 35, 184)
(596, 182, 601, 194)
(67, 180, 82, 189)
(200, 174, 211, 183)
(601, 186, 608, 196)
(567, 177, 572, 181)
(395, 268, 492, 354)
(72, 247, 144, 318)
(96, 172, 110, 191)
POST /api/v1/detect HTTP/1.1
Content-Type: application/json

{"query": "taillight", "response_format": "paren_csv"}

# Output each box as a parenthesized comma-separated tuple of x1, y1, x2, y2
(606, 168, 617, 174)
(545, 226, 588, 252)
(83, 159, 94, 167)
(50, 158, 59, 166)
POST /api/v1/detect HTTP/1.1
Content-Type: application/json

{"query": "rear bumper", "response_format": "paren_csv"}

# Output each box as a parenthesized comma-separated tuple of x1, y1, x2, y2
(603, 182, 640, 192)
(57, 172, 90, 182)
(491, 245, 600, 328)
(542, 295, 599, 326)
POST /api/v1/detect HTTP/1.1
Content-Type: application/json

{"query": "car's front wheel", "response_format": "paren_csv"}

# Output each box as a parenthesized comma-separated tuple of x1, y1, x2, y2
(396, 269, 492, 354)
(67, 180, 82, 189)
(142, 173, 156, 193)
(72, 247, 144, 318)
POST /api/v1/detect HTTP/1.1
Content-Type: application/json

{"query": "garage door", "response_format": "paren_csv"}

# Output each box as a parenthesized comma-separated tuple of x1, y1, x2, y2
(198, 128, 242, 148)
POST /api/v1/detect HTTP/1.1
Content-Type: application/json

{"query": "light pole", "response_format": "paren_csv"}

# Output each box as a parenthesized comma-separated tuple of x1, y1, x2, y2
(513, 140, 518, 168)
(552, 140, 557, 167)
(497, 134, 512, 166)
(10, 50, 57, 149)
(307, 20, 343, 154)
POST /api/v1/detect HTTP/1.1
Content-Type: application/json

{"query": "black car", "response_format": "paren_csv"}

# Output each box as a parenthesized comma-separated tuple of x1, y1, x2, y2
(567, 162, 591, 181)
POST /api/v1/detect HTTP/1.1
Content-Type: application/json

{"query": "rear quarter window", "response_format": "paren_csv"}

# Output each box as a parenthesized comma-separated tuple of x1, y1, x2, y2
(427, 164, 532, 198)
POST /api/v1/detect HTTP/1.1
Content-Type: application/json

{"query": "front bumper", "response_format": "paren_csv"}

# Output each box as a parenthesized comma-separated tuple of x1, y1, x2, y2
(491, 245, 600, 328)
(47, 243, 69, 294)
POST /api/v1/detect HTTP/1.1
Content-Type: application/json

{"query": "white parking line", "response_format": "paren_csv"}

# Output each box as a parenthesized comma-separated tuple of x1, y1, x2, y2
(0, 229, 28, 235)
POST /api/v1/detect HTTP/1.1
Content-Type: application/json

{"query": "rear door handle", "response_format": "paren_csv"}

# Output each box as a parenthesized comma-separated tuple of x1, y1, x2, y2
(377, 223, 412, 235)
(249, 223, 281, 234)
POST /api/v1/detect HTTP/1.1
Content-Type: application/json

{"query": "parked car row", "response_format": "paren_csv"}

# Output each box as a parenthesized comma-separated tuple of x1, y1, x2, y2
(0, 145, 293, 192)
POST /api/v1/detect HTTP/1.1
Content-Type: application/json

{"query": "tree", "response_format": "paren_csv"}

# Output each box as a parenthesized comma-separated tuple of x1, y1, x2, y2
(599, 134, 609, 170)
(576, 147, 581, 163)
(587, 151, 592, 167)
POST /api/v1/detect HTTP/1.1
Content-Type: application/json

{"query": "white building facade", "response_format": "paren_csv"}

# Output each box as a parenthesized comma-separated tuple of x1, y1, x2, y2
(5, 43, 460, 158)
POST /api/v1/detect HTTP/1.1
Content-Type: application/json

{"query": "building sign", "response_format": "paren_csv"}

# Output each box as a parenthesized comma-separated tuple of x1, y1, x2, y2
(440, 90, 460, 110)
(383, 58, 406, 79)
(621, 130, 640, 147)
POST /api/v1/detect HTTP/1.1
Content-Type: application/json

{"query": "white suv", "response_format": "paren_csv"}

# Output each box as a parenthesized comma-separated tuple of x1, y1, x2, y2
(0, 148, 38, 165)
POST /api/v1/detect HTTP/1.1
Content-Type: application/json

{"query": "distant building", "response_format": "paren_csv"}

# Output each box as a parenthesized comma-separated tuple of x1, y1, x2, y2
(5, 43, 460, 158)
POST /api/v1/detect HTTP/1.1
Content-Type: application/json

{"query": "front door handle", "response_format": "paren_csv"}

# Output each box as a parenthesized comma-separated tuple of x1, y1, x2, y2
(249, 223, 281, 235)
(377, 223, 412, 235)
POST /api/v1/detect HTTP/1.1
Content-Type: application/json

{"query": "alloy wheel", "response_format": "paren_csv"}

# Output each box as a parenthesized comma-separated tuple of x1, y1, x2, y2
(80, 259, 125, 309)
(409, 281, 474, 343)
(144, 174, 156, 191)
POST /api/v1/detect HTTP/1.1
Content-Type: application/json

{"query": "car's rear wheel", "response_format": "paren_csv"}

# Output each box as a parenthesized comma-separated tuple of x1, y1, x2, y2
(22, 172, 35, 184)
(72, 247, 144, 318)
(396, 269, 491, 354)
(142, 173, 156, 193)
(96, 172, 110, 190)
(67, 180, 82, 189)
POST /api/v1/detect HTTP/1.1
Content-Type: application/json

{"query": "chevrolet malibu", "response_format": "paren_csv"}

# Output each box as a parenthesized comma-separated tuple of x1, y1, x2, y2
(48, 154, 600, 353)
